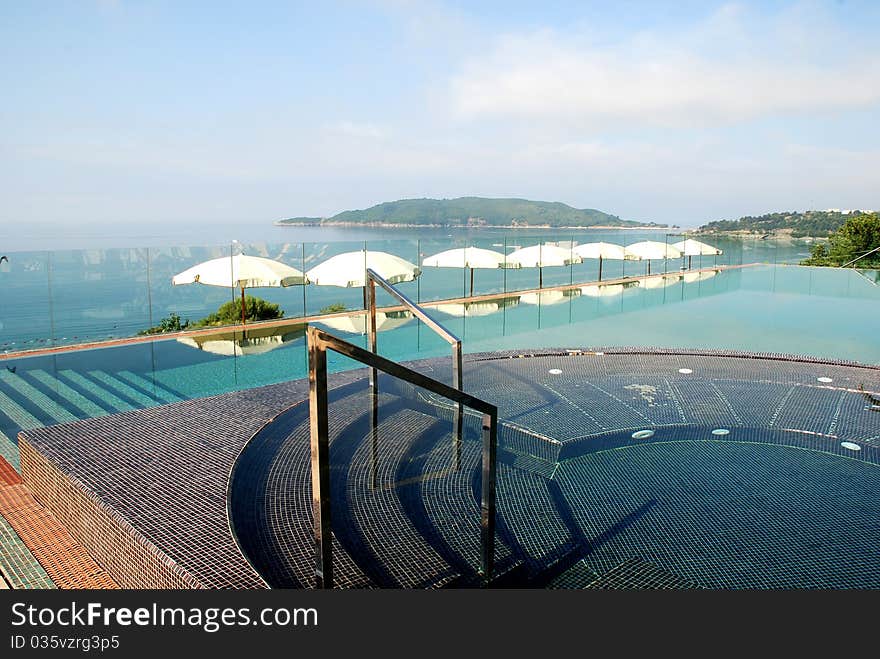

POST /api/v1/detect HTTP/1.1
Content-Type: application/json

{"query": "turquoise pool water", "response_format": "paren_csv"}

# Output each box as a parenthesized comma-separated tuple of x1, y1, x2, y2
(0, 264, 877, 467)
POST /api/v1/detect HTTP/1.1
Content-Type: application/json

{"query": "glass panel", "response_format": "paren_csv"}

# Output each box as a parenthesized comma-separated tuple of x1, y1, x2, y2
(0, 250, 51, 352)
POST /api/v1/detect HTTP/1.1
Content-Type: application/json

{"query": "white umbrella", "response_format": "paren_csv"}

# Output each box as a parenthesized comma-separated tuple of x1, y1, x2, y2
(307, 250, 420, 309)
(506, 244, 582, 288)
(422, 247, 517, 297)
(520, 288, 581, 306)
(172, 253, 308, 326)
(573, 242, 627, 282)
(306, 250, 420, 288)
(176, 325, 306, 356)
(318, 310, 413, 335)
(673, 238, 723, 269)
(624, 241, 682, 275)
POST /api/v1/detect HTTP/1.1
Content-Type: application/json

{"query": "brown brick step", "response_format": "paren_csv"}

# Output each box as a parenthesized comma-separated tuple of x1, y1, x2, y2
(0, 456, 118, 589)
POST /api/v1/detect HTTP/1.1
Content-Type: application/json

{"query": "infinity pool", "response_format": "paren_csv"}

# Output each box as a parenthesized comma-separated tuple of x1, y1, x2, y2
(1, 265, 878, 468)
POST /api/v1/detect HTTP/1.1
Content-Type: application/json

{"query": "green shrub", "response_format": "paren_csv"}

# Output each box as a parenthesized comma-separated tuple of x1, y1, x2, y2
(319, 303, 347, 314)
(139, 312, 190, 335)
(193, 295, 284, 327)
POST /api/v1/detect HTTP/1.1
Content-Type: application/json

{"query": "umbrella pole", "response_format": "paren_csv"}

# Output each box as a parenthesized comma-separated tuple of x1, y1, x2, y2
(362, 286, 367, 310)
(539, 267, 543, 289)
(647, 261, 651, 276)
(469, 267, 474, 298)
(688, 255, 692, 270)
(240, 285, 246, 327)
(598, 256, 603, 282)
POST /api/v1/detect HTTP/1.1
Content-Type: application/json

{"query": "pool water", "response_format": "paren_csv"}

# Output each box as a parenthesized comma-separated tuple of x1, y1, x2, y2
(0, 265, 878, 467)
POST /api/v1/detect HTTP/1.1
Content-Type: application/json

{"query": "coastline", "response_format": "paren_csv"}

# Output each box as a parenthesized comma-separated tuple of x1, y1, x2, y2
(274, 221, 672, 230)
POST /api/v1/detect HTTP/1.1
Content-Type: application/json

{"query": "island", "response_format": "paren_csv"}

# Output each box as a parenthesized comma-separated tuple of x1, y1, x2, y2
(275, 197, 668, 229)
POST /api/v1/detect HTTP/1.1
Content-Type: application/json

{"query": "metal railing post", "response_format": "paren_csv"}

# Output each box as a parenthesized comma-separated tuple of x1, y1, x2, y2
(452, 341, 463, 470)
(366, 277, 378, 389)
(367, 279, 380, 490)
(305, 326, 498, 588)
(308, 327, 333, 589)
(481, 411, 497, 586)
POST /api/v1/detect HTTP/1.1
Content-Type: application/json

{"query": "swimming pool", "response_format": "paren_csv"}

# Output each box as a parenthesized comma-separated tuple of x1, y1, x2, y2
(1, 264, 878, 468)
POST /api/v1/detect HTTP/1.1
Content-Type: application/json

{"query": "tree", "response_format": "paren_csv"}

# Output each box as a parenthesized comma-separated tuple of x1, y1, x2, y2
(193, 296, 284, 327)
(802, 213, 880, 267)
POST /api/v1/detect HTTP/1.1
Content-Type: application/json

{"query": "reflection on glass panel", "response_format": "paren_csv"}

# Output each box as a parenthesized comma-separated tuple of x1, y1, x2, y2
(0, 251, 51, 352)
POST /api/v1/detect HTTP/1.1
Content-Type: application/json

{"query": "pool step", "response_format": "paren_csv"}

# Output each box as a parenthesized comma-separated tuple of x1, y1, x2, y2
(59, 371, 135, 413)
(116, 371, 183, 404)
(27, 370, 108, 418)
(87, 371, 160, 408)
(0, 388, 43, 434)
(334, 403, 472, 588)
(0, 371, 79, 426)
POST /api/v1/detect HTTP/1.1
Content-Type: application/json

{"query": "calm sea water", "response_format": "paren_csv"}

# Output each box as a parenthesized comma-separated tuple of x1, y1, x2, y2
(0, 225, 815, 350)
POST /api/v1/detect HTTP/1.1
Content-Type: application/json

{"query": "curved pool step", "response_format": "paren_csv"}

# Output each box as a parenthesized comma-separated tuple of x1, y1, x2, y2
(229, 381, 498, 588)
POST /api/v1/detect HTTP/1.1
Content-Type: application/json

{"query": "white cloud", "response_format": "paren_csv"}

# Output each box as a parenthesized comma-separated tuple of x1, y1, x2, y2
(448, 7, 880, 127)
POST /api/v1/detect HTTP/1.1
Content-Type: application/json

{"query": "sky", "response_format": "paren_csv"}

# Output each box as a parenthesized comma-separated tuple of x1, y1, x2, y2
(2, 0, 879, 233)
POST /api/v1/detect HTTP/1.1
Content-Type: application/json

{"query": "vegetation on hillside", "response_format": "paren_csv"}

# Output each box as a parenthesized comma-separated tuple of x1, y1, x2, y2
(801, 213, 880, 267)
(698, 210, 868, 238)
(278, 197, 664, 228)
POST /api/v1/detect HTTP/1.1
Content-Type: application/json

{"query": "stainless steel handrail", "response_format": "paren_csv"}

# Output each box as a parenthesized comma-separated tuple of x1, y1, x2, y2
(841, 246, 880, 269)
(307, 325, 497, 589)
(365, 268, 462, 391)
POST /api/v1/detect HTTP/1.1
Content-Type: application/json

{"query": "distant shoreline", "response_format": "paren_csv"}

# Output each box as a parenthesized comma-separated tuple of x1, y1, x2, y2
(274, 221, 672, 230)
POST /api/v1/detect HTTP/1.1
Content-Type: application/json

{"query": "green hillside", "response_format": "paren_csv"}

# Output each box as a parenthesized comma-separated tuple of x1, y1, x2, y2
(278, 197, 661, 228)
(697, 210, 871, 238)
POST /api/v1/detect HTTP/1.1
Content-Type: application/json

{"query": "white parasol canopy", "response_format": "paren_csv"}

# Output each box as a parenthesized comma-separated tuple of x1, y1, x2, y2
(506, 244, 582, 288)
(422, 246, 517, 296)
(624, 241, 682, 275)
(172, 254, 308, 288)
(573, 242, 627, 281)
(673, 239, 722, 256)
(624, 241, 682, 261)
(573, 242, 627, 260)
(506, 244, 581, 268)
(674, 238, 722, 270)
(306, 250, 420, 288)
(422, 247, 513, 269)
(318, 310, 413, 335)
(172, 253, 308, 325)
